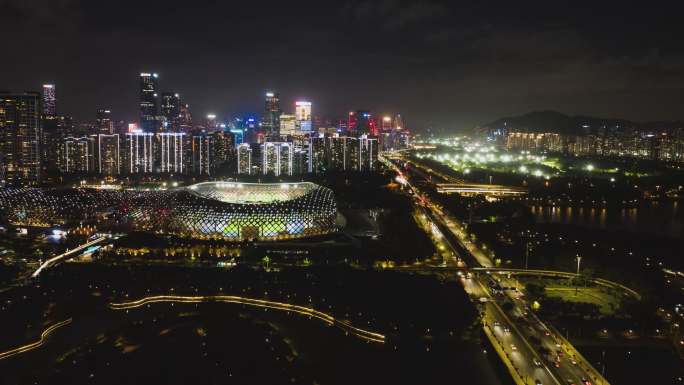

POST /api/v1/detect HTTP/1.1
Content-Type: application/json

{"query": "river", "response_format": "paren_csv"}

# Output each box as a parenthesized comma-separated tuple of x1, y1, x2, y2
(530, 200, 683, 239)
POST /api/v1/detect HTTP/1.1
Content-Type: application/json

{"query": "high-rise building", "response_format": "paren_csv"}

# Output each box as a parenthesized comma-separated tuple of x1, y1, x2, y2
(94, 134, 120, 175)
(161, 92, 181, 132)
(279, 114, 297, 136)
(139, 72, 159, 132)
(63, 136, 94, 173)
(381, 116, 392, 131)
(42, 84, 56, 117)
(262, 141, 293, 176)
(354, 110, 372, 135)
(264, 92, 281, 136)
(357, 135, 378, 171)
(237, 143, 252, 174)
(393, 114, 404, 130)
(159, 132, 186, 173)
(295, 101, 312, 133)
(205, 114, 217, 131)
(125, 131, 155, 173)
(96, 109, 114, 134)
(179, 103, 192, 132)
(191, 134, 212, 175)
(0, 92, 42, 185)
(307, 134, 326, 173)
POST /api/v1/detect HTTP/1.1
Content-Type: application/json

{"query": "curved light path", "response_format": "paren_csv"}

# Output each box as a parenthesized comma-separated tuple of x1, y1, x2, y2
(110, 295, 386, 344)
(0, 318, 72, 360)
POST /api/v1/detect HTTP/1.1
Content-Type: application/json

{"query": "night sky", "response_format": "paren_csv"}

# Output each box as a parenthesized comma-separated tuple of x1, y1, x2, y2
(2, 1, 683, 130)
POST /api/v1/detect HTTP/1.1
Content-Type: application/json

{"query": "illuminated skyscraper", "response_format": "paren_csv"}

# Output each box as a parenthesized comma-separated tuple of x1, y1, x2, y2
(354, 110, 372, 135)
(381, 116, 392, 131)
(279, 114, 296, 136)
(63, 136, 94, 173)
(264, 92, 281, 136)
(262, 141, 293, 176)
(237, 143, 252, 174)
(126, 131, 154, 173)
(295, 101, 312, 133)
(0, 92, 42, 185)
(42, 84, 56, 117)
(139, 72, 160, 132)
(179, 103, 192, 132)
(161, 92, 181, 131)
(94, 134, 120, 175)
(158, 132, 185, 173)
(96, 109, 114, 134)
(393, 114, 404, 130)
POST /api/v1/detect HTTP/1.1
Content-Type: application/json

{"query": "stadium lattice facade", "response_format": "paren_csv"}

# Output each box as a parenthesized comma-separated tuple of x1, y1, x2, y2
(0, 182, 337, 241)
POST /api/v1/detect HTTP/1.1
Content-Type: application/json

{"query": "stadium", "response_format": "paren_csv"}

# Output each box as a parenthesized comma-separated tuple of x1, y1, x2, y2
(0, 182, 338, 241)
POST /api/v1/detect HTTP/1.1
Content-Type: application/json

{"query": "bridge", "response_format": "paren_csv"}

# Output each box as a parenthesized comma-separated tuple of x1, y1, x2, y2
(31, 235, 110, 278)
(435, 183, 528, 196)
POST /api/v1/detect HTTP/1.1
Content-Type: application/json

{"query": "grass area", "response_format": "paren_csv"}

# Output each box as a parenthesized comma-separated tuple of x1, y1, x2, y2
(544, 286, 620, 315)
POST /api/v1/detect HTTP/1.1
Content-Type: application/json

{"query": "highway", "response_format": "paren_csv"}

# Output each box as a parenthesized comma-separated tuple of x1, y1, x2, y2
(382, 153, 609, 385)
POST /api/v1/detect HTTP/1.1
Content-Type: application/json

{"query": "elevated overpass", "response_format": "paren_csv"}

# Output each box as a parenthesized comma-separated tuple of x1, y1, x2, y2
(435, 183, 527, 196)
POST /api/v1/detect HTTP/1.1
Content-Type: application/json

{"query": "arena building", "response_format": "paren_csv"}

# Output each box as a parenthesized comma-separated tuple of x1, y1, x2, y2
(0, 182, 337, 241)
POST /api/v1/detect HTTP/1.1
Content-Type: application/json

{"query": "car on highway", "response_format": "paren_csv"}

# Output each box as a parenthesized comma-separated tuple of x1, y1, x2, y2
(503, 327, 510, 334)
(535, 380, 542, 385)
(581, 379, 592, 385)
(510, 344, 517, 351)
(533, 358, 542, 367)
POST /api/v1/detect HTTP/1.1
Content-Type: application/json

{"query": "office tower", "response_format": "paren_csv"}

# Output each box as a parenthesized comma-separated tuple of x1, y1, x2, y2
(295, 101, 312, 133)
(63, 136, 94, 173)
(347, 111, 357, 133)
(161, 92, 181, 131)
(357, 135, 378, 171)
(139, 72, 159, 132)
(381, 116, 392, 131)
(237, 143, 252, 174)
(354, 110, 372, 135)
(329, 135, 354, 171)
(264, 92, 281, 136)
(205, 114, 217, 130)
(211, 131, 234, 172)
(159, 132, 185, 173)
(96, 109, 114, 134)
(94, 134, 120, 175)
(43, 115, 73, 177)
(125, 131, 154, 173)
(179, 103, 192, 132)
(307, 134, 326, 173)
(393, 114, 404, 130)
(191, 134, 212, 175)
(0, 92, 42, 185)
(262, 141, 293, 176)
(42, 84, 56, 117)
(244, 117, 259, 143)
(230, 129, 244, 145)
(279, 114, 296, 136)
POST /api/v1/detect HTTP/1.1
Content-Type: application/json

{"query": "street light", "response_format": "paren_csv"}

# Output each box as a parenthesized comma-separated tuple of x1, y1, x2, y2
(575, 255, 582, 275)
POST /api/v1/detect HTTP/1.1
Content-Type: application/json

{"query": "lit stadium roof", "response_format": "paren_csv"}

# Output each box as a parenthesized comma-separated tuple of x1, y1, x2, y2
(188, 182, 317, 204)
(0, 182, 338, 241)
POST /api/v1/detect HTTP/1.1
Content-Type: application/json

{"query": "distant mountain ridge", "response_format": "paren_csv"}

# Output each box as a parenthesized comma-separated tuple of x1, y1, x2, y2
(483, 110, 684, 134)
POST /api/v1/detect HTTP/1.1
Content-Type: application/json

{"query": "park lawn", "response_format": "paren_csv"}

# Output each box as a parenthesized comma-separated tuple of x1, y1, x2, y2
(544, 286, 620, 315)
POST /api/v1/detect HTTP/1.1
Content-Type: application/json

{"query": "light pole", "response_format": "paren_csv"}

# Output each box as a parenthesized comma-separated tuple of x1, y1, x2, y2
(575, 255, 582, 275)
(575, 255, 582, 296)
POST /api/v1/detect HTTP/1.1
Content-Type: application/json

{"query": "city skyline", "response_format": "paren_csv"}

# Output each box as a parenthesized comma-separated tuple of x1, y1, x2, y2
(2, 2, 684, 130)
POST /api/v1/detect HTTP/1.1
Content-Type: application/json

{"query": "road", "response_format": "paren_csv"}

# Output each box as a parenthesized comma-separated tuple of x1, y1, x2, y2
(31, 235, 110, 278)
(382, 153, 609, 385)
